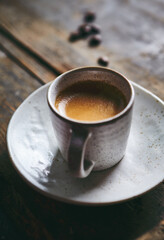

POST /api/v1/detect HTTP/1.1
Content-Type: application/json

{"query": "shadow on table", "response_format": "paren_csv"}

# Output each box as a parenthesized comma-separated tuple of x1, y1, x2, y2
(33, 150, 164, 240)
(1, 150, 163, 240)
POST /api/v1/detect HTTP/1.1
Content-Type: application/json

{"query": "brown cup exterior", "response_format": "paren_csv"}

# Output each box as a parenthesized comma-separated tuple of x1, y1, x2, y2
(47, 67, 135, 177)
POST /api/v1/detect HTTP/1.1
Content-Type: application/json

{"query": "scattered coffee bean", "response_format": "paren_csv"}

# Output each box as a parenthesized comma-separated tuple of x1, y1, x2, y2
(78, 24, 92, 38)
(68, 11, 106, 65)
(97, 56, 109, 66)
(84, 11, 96, 23)
(69, 31, 81, 42)
(90, 24, 101, 34)
(88, 34, 102, 47)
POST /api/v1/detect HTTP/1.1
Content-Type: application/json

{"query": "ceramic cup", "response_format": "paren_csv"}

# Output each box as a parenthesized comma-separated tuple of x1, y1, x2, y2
(47, 67, 135, 178)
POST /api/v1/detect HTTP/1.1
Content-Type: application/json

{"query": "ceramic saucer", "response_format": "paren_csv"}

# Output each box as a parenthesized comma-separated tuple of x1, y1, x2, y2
(7, 82, 164, 205)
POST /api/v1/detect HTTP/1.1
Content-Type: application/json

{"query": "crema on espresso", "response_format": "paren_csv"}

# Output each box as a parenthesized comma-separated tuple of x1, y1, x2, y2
(55, 80, 127, 122)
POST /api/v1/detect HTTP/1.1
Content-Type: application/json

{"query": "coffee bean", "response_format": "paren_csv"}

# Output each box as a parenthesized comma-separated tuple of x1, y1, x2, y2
(69, 31, 81, 42)
(84, 11, 96, 23)
(97, 56, 109, 66)
(88, 34, 102, 47)
(78, 24, 92, 38)
(90, 24, 101, 34)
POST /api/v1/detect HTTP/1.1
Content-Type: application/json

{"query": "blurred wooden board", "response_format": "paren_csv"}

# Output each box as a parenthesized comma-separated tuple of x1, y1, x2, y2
(0, 34, 56, 83)
(0, 0, 164, 99)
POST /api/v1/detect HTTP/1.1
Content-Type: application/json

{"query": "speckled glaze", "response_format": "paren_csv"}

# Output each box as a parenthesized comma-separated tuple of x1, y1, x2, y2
(48, 67, 134, 177)
(7, 81, 164, 205)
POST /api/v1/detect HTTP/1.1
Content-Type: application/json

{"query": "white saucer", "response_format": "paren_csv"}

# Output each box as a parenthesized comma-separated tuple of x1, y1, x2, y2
(7, 82, 164, 205)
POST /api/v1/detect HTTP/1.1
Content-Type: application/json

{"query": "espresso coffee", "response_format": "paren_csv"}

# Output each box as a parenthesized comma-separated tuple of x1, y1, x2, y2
(55, 80, 127, 122)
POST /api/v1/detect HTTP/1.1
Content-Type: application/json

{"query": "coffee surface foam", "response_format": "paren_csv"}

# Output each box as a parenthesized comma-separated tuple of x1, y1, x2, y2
(55, 81, 126, 122)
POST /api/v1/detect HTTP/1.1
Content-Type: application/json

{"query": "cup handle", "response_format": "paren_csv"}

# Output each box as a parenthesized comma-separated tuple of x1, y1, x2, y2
(68, 127, 95, 178)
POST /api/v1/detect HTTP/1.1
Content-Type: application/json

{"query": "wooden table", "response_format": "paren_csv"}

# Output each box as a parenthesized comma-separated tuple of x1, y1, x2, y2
(0, 0, 164, 239)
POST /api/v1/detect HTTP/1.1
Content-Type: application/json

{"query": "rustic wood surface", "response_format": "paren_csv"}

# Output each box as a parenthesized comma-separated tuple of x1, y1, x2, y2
(0, 0, 164, 239)
(0, 33, 56, 83)
(0, 0, 164, 99)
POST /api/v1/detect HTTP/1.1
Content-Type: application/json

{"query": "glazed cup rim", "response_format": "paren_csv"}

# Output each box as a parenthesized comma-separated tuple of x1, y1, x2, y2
(47, 66, 135, 126)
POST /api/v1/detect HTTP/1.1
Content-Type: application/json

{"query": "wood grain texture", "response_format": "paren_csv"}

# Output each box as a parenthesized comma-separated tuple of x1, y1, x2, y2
(0, 33, 56, 84)
(0, 0, 163, 99)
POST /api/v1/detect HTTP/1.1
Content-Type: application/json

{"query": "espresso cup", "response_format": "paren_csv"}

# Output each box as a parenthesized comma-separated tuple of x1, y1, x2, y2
(47, 67, 135, 178)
